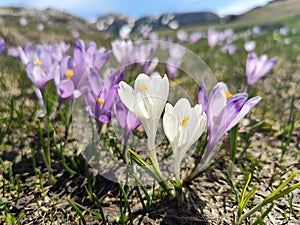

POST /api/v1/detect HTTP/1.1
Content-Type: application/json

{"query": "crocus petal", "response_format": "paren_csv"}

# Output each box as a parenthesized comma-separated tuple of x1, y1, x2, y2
(163, 103, 179, 144)
(57, 79, 75, 99)
(207, 82, 227, 133)
(225, 96, 262, 132)
(198, 81, 208, 113)
(94, 50, 111, 70)
(103, 85, 118, 110)
(223, 93, 248, 130)
(88, 69, 103, 96)
(85, 89, 97, 117)
(0, 39, 5, 55)
(133, 92, 151, 120)
(255, 56, 277, 80)
(118, 81, 136, 111)
(74, 39, 85, 65)
(99, 115, 110, 124)
(134, 73, 151, 93)
(125, 111, 142, 137)
(115, 101, 127, 129)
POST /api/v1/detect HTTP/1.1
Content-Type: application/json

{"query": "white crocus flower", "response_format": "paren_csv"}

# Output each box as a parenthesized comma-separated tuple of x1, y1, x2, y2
(118, 73, 169, 169)
(163, 98, 207, 183)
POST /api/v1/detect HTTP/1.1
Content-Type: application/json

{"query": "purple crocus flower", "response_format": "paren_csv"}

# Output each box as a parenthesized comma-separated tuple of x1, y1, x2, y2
(87, 68, 124, 101)
(17, 44, 34, 65)
(25, 50, 59, 115)
(74, 39, 111, 71)
(221, 44, 236, 55)
(134, 41, 158, 73)
(197, 81, 261, 171)
(111, 40, 135, 67)
(85, 84, 118, 130)
(7, 47, 20, 58)
(246, 53, 277, 91)
(0, 39, 5, 55)
(25, 44, 58, 90)
(114, 95, 141, 141)
(19, 17, 28, 26)
(244, 41, 256, 52)
(142, 57, 158, 75)
(251, 26, 261, 35)
(85, 69, 124, 131)
(279, 26, 289, 36)
(8, 43, 61, 116)
(189, 32, 202, 44)
(51, 42, 70, 62)
(55, 56, 89, 101)
(166, 57, 182, 80)
(177, 30, 188, 42)
(207, 28, 220, 48)
(166, 44, 186, 79)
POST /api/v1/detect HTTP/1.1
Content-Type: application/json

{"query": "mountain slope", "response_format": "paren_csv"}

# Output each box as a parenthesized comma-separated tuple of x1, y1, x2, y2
(0, 7, 105, 46)
(235, 0, 300, 24)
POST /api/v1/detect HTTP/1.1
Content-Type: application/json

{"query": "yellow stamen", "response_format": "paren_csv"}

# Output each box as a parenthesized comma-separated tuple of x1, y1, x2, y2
(180, 116, 189, 127)
(139, 84, 148, 91)
(65, 69, 74, 80)
(97, 97, 104, 106)
(34, 59, 42, 67)
(225, 91, 232, 99)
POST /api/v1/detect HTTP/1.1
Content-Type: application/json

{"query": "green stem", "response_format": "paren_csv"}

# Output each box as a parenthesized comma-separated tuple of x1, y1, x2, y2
(173, 180, 184, 205)
(236, 201, 263, 224)
(228, 124, 238, 177)
(123, 135, 129, 163)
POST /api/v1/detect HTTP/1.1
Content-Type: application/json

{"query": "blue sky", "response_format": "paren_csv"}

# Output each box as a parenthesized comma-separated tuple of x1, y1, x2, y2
(0, 0, 272, 20)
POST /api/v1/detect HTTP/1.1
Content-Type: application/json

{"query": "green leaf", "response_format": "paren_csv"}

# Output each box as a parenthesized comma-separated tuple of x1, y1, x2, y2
(263, 171, 297, 204)
(238, 173, 252, 216)
(67, 199, 86, 225)
(252, 203, 274, 225)
(264, 182, 300, 205)
(240, 185, 258, 215)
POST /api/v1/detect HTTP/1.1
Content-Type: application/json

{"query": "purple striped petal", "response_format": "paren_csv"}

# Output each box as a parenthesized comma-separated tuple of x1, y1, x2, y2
(225, 96, 262, 132)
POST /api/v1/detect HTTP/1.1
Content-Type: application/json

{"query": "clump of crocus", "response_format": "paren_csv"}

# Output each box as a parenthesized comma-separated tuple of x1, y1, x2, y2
(246, 53, 277, 92)
(118, 73, 169, 170)
(221, 44, 237, 56)
(55, 39, 111, 111)
(188, 81, 261, 179)
(163, 98, 206, 202)
(112, 40, 158, 74)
